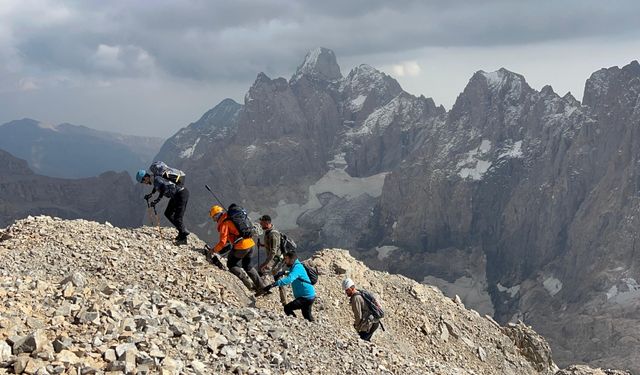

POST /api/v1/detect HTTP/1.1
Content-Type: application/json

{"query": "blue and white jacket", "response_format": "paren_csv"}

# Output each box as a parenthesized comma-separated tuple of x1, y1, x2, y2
(274, 259, 316, 300)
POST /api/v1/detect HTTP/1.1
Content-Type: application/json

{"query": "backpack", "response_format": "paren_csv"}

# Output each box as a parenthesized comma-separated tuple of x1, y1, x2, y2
(359, 290, 385, 320)
(279, 232, 297, 254)
(302, 263, 318, 285)
(149, 161, 186, 184)
(225, 204, 254, 239)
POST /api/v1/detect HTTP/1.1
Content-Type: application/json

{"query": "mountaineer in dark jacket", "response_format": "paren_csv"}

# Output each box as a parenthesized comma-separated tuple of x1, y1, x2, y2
(136, 165, 189, 245)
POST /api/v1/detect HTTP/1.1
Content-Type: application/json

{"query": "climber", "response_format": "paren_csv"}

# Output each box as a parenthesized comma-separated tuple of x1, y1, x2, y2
(136, 162, 189, 245)
(257, 214, 288, 305)
(343, 278, 383, 341)
(206, 205, 266, 292)
(259, 251, 316, 322)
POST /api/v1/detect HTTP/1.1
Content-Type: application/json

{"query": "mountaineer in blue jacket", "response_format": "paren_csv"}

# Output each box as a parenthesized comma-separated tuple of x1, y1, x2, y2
(259, 250, 316, 322)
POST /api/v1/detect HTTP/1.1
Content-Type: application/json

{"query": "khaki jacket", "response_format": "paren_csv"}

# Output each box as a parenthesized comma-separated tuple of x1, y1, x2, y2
(350, 292, 374, 332)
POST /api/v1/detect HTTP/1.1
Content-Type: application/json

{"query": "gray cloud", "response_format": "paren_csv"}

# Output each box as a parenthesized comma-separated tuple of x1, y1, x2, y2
(4, 0, 640, 82)
(0, 0, 639, 137)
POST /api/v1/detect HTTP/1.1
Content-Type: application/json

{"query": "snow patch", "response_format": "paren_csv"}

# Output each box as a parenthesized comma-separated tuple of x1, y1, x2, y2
(375, 245, 399, 260)
(245, 144, 258, 158)
(543, 277, 562, 296)
(274, 166, 387, 230)
(179, 137, 200, 159)
(457, 140, 492, 180)
(423, 275, 495, 316)
(482, 71, 504, 88)
(349, 94, 367, 112)
(496, 283, 521, 298)
(499, 141, 523, 159)
(606, 278, 640, 305)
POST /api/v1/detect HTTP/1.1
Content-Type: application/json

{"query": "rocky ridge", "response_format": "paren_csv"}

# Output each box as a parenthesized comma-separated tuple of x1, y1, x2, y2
(1, 216, 625, 374)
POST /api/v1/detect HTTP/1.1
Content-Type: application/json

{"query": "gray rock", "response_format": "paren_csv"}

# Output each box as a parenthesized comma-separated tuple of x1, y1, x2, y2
(61, 272, 86, 288)
(12, 330, 48, 354)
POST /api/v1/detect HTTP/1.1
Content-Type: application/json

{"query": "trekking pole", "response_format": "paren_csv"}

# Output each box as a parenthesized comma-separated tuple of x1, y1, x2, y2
(152, 205, 163, 239)
(204, 184, 226, 208)
(146, 197, 163, 239)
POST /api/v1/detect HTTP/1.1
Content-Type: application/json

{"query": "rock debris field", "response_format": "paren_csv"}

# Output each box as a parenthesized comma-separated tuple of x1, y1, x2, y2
(0, 216, 630, 374)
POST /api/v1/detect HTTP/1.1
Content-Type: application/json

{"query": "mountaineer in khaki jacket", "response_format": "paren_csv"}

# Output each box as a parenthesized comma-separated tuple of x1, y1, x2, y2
(207, 205, 265, 292)
(342, 278, 380, 341)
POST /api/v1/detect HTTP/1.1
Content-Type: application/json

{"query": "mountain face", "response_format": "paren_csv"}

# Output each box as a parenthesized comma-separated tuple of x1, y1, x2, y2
(0, 119, 164, 179)
(0, 150, 142, 228)
(155, 48, 640, 371)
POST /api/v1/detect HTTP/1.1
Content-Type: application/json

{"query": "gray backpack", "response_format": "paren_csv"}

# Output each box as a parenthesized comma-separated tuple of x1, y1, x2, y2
(149, 161, 185, 184)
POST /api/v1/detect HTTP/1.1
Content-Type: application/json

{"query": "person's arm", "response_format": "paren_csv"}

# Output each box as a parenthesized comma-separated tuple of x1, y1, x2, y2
(274, 263, 301, 287)
(213, 222, 229, 252)
(351, 294, 365, 331)
(150, 177, 166, 205)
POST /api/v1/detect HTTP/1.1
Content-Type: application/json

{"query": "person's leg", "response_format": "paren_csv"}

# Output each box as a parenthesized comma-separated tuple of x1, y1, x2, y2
(242, 248, 266, 289)
(301, 298, 315, 322)
(283, 297, 305, 317)
(164, 197, 177, 229)
(227, 250, 254, 290)
(172, 188, 189, 239)
(359, 323, 380, 341)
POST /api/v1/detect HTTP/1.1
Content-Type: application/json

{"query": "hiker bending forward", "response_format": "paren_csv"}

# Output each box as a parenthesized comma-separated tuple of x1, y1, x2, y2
(208, 205, 265, 292)
(261, 251, 315, 322)
(136, 166, 189, 244)
(343, 278, 380, 341)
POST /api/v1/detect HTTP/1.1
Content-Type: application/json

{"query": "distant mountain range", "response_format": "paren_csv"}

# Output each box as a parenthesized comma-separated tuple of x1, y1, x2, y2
(0, 118, 164, 179)
(0, 149, 142, 228)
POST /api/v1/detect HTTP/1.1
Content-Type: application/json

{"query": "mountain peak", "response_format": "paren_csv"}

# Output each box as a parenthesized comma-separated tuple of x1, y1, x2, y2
(292, 47, 342, 82)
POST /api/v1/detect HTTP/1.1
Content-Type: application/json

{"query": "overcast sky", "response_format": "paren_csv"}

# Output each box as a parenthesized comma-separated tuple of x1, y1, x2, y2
(1, 0, 639, 137)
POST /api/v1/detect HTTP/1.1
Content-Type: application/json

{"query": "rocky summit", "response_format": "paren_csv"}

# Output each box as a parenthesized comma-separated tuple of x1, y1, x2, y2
(0, 216, 630, 374)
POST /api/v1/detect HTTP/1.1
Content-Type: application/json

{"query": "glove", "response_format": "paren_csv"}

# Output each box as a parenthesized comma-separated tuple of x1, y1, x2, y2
(150, 199, 161, 208)
(144, 193, 153, 201)
(274, 271, 286, 279)
(263, 283, 275, 292)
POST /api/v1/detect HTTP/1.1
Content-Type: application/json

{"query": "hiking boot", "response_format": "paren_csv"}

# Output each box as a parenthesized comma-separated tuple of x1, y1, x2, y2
(174, 237, 188, 245)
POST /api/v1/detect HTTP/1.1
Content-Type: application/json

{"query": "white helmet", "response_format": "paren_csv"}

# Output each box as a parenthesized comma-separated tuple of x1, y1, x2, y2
(342, 278, 355, 290)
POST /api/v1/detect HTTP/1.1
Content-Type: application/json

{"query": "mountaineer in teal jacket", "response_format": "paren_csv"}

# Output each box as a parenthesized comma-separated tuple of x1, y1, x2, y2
(258, 251, 316, 321)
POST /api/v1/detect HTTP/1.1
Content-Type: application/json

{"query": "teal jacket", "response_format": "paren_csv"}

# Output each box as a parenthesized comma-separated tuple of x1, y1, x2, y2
(274, 259, 316, 299)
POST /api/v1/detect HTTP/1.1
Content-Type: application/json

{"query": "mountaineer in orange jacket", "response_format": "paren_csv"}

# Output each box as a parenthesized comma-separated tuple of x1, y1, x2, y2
(207, 205, 265, 292)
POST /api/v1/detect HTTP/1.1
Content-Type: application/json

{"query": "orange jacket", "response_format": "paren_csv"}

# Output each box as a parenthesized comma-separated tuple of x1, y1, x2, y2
(213, 213, 255, 252)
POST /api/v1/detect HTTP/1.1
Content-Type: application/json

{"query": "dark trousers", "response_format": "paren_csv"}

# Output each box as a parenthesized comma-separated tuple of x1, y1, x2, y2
(284, 297, 315, 322)
(165, 188, 189, 236)
(359, 322, 380, 341)
(227, 248, 265, 290)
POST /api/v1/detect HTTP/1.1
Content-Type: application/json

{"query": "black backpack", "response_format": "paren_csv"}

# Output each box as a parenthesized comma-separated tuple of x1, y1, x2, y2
(359, 290, 385, 320)
(225, 204, 254, 239)
(279, 232, 297, 254)
(302, 263, 318, 285)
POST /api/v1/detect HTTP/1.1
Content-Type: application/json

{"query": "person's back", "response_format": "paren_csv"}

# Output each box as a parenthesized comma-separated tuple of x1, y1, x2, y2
(343, 278, 381, 341)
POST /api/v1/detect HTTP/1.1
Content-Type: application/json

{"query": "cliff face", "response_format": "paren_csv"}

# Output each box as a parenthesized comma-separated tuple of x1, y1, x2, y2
(0, 150, 142, 228)
(155, 47, 640, 371)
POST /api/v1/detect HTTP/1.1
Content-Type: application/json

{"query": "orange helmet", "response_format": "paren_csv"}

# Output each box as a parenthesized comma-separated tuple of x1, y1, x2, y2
(209, 205, 224, 219)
